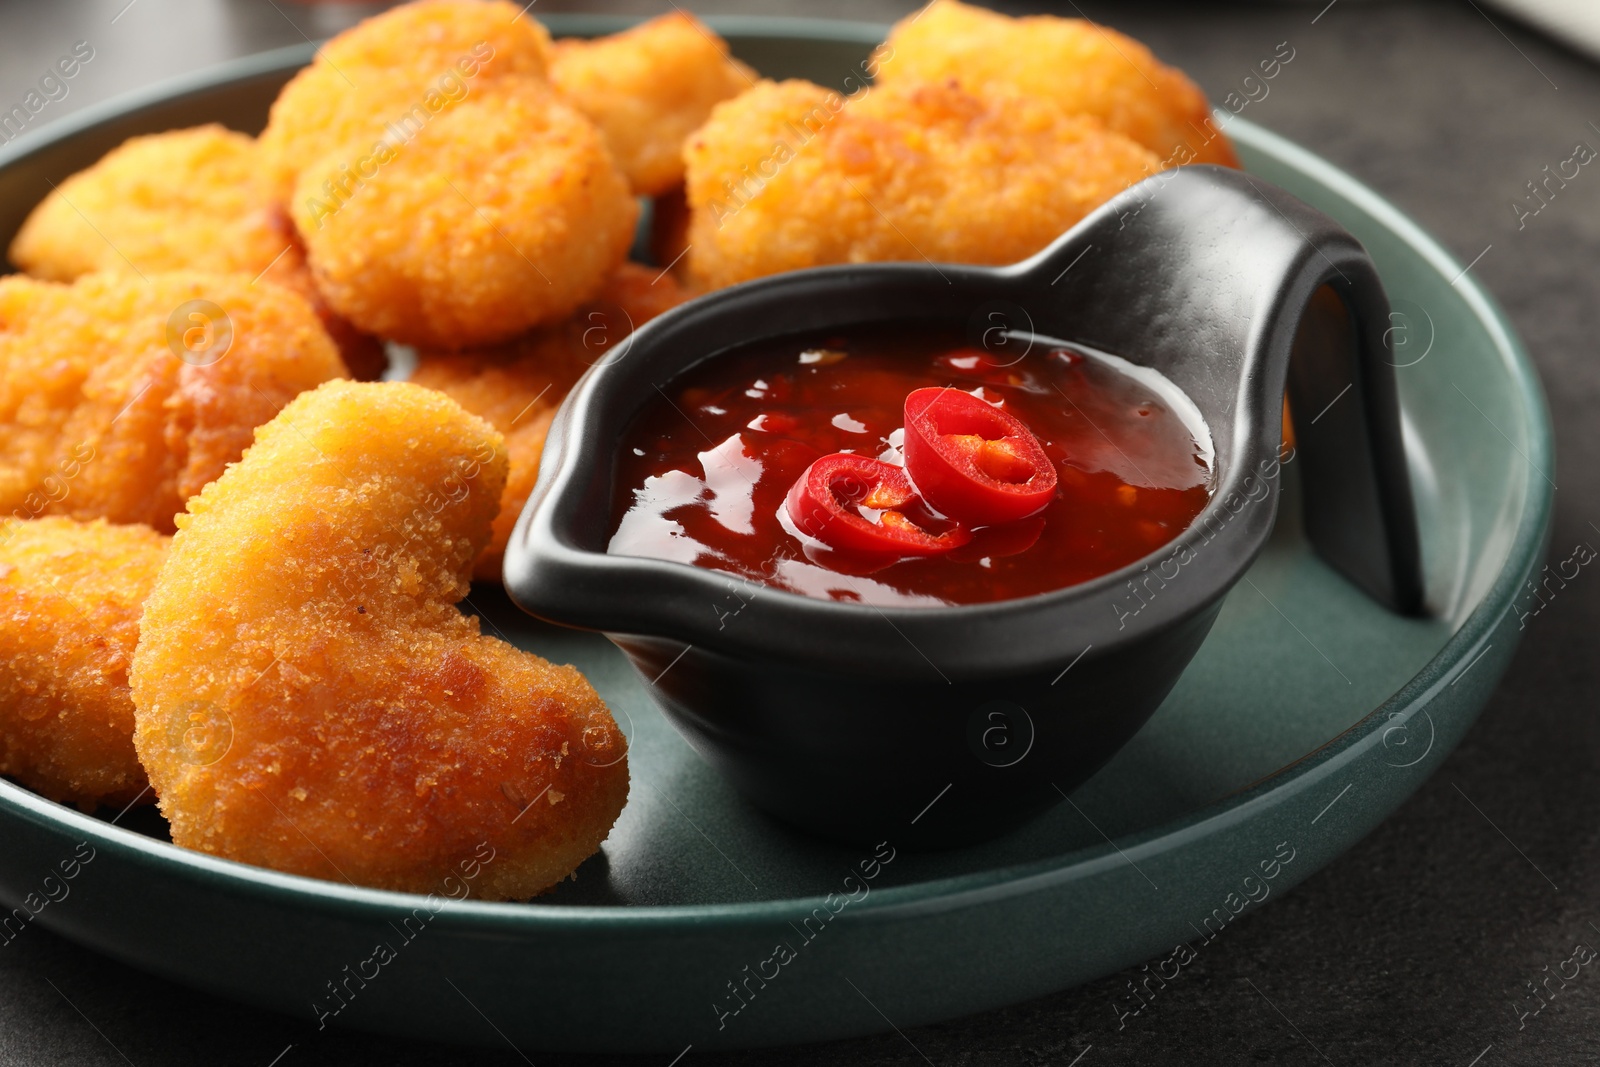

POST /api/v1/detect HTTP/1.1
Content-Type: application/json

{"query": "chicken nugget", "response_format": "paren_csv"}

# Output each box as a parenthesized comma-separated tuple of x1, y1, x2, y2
(7, 126, 386, 379)
(550, 13, 754, 196)
(131, 380, 629, 898)
(293, 79, 637, 349)
(259, 0, 553, 202)
(877, 0, 1237, 168)
(412, 262, 693, 578)
(9, 126, 287, 282)
(0, 272, 348, 532)
(0, 517, 167, 812)
(684, 78, 1163, 289)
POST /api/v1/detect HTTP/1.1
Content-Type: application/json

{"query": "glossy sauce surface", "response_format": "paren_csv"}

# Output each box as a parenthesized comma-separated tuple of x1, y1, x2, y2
(608, 324, 1213, 606)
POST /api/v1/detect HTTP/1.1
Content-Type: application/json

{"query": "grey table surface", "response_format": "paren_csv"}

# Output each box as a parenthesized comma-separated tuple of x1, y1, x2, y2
(1, 0, 1597, 1063)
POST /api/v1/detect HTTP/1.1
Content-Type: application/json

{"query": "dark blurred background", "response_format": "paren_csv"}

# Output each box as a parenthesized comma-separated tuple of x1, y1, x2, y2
(4, 2, 1600, 1065)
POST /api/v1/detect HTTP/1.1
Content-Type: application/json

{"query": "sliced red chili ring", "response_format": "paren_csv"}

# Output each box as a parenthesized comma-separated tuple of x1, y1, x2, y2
(784, 453, 970, 557)
(902, 387, 1058, 525)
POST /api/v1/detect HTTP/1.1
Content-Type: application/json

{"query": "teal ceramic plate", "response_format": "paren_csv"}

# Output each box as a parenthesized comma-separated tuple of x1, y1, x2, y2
(0, 17, 1552, 1054)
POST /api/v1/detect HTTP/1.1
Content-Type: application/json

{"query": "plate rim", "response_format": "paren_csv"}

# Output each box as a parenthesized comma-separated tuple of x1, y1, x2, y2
(0, 17, 1554, 933)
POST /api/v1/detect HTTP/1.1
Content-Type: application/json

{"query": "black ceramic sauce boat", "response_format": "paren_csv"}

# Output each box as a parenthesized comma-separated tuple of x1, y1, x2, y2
(504, 165, 1424, 848)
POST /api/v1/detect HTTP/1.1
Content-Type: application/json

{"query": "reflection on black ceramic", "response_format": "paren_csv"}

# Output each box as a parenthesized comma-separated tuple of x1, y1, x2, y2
(507, 165, 1425, 847)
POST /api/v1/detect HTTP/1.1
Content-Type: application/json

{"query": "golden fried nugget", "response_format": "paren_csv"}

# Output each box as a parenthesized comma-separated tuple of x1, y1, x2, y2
(0, 273, 348, 532)
(259, 0, 553, 202)
(131, 380, 629, 898)
(7, 126, 386, 380)
(877, 0, 1237, 167)
(412, 262, 693, 578)
(684, 78, 1163, 288)
(550, 14, 754, 196)
(9, 126, 287, 281)
(293, 79, 637, 349)
(0, 517, 167, 812)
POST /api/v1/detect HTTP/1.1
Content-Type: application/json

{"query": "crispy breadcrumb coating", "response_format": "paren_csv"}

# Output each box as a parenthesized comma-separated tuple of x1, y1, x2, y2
(0, 273, 348, 532)
(877, 0, 1237, 168)
(259, 0, 553, 202)
(412, 262, 693, 578)
(8, 126, 287, 282)
(264, 1, 634, 348)
(550, 13, 754, 196)
(6, 126, 385, 379)
(0, 517, 167, 812)
(292, 79, 637, 349)
(131, 380, 629, 898)
(684, 78, 1163, 288)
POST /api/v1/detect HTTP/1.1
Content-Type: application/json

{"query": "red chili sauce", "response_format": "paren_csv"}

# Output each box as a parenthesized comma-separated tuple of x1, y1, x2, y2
(608, 323, 1213, 606)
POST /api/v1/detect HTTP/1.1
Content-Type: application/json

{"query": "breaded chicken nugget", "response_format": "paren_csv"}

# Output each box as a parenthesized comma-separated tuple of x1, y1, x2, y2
(131, 381, 628, 898)
(7, 126, 386, 380)
(550, 13, 754, 196)
(684, 78, 1162, 289)
(259, 0, 553, 202)
(412, 262, 693, 578)
(0, 273, 348, 532)
(877, 0, 1237, 168)
(9, 126, 286, 282)
(293, 79, 637, 349)
(0, 517, 167, 812)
